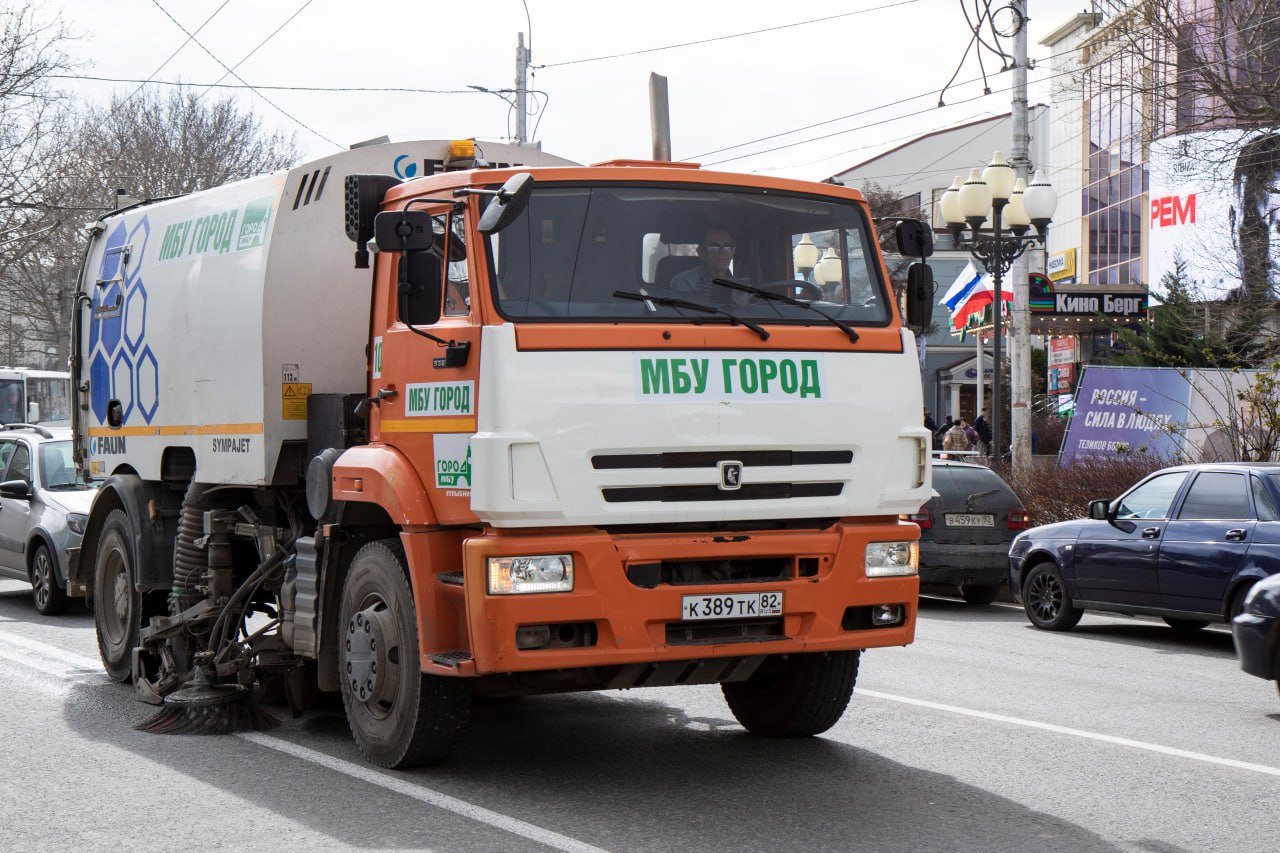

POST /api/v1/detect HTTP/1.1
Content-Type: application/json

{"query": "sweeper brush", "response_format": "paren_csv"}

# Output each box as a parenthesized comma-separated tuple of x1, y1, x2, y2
(136, 665, 278, 735)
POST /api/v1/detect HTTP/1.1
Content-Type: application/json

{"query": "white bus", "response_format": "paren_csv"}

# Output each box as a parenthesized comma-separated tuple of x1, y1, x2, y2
(0, 367, 72, 425)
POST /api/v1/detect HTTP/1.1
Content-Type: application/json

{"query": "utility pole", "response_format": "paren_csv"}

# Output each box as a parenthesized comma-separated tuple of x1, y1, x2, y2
(1009, 0, 1033, 473)
(514, 32, 530, 145)
(649, 73, 672, 161)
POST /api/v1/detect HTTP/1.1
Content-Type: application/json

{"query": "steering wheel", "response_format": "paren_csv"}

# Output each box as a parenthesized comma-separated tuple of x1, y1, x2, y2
(758, 280, 824, 302)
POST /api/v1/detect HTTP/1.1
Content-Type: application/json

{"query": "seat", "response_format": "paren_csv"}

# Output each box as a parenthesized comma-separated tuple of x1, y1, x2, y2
(653, 255, 700, 291)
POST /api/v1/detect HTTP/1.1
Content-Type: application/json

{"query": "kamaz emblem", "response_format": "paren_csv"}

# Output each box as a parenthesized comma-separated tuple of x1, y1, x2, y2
(718, 460, 743, 491)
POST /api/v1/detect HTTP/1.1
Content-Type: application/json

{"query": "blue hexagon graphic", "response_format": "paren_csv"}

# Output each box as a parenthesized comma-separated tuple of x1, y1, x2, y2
(89, 352, 111, 423)
(91, 282, 124, 355)
(98, 222, 127, 282)
(124, 218, 150, 287)
(89, 222, 127, 354)
(136, 346, 159, 423)
(111, 350, 135, 425)
(124, 279, 148, 354)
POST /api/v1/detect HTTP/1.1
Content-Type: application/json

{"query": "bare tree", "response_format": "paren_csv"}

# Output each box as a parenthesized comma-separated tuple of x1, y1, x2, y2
(0, 4, 70, 280)
(4, 86, 300, 367)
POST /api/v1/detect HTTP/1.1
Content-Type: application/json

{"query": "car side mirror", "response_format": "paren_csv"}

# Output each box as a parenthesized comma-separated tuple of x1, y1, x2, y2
(1088, 499, 1110, 521)
(0, 479, 31, 500)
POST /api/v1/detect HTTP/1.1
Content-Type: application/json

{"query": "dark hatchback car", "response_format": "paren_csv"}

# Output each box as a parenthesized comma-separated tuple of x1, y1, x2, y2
(1232, 571, 1280, 696)
(1010, 463, 1280, 632)
(902, 458, 1028, 605)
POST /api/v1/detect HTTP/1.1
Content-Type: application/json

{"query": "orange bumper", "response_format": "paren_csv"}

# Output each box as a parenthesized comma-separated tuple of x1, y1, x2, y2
(424, 520, 918, 676)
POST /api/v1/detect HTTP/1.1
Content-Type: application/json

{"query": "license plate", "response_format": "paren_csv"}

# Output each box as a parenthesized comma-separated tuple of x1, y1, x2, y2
(945, 513, 995, 527)
(681, 591, 783, 621)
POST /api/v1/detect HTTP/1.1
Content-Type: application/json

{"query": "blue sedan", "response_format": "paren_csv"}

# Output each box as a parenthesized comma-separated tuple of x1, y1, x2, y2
(1009, 463, 1280, 632)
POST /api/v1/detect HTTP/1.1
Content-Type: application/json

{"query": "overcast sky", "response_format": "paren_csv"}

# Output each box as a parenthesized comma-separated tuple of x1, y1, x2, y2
(51, 0, 1093, 181)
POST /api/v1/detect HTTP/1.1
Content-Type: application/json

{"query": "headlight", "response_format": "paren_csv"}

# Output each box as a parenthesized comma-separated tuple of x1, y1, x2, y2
(865, 541, 918, 577)
(487, 555, 574, 594)
(65, 513, 88, 536)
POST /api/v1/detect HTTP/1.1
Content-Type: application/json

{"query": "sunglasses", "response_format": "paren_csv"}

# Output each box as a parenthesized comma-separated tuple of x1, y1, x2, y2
(704, 242, 736, 252)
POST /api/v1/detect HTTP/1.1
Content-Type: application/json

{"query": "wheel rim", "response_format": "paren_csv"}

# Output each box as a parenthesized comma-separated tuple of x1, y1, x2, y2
(344, 595, 403, 720)
(32, 550, 52, 609)
(1027, 570, 1063, 623)
(99, 546, 130, 644)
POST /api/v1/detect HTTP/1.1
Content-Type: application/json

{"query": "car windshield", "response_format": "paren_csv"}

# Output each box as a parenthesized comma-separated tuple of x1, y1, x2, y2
(39, 440, 88, 489)
(487, 183, 892, 325)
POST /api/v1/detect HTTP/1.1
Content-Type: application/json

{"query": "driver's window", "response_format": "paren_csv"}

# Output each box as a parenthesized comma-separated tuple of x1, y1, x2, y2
(0, 440, 14, 474)
(444, 212, 470, 316)
(6, 443, 30, 484)
(1114, 472, 1188, 520)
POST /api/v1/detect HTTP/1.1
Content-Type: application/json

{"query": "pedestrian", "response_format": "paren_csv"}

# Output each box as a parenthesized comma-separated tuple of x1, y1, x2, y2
(973, 411, 992, 456)
(923, 410, 937, 433)
(961, 418, 979, 450)
(942, 420, 970, 453)
(935, 415, 953, 451)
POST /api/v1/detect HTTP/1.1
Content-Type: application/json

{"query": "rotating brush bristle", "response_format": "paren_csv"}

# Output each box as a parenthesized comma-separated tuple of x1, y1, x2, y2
(136, 665, 279, 736)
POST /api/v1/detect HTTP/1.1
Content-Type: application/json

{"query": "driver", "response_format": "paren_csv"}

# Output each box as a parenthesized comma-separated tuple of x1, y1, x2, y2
(670, 226, 744, 303)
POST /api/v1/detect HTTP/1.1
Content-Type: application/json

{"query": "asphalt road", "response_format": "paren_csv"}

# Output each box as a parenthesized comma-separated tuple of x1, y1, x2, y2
(1, 577, 1277, 853)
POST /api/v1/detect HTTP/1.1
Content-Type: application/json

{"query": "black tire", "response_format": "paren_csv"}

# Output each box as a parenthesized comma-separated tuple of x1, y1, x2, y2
(1163, 617, 1210, 633)
(722, 651, 859, 738)
(1228, 584, 1254, 621)
(94, 509, 140, 681)
(338, 539, 470, 768)
(960, 583, 1002, 606)
(31, 543, 69, 616)
(1021, 562, 1083, 631)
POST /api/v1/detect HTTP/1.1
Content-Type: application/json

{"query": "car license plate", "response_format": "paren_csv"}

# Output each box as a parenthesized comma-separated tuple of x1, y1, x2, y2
(681, 591, 783, 621)
(945, 513, 995, 527)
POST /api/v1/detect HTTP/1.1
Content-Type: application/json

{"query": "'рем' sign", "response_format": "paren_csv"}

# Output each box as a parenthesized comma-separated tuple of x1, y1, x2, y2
(1151, 194, 1195, 228)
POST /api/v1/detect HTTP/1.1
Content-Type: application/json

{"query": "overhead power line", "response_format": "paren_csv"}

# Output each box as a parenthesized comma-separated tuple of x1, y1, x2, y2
(533, 1, 920, 69)
(198, 0, 316, 99)
(48, 74, 481, 95)
(145, 0, 340, 147)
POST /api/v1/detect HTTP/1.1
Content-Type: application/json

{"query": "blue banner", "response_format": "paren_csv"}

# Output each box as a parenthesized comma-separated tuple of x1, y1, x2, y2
(1059, 366, 1191, 464)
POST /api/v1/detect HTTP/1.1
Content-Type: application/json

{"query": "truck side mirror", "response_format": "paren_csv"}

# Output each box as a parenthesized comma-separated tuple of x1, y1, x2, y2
(373, 211, 437, 253)
(895, 219, 934, 258)
(477, 173, 535, 234)
(905, 262, 934, 329)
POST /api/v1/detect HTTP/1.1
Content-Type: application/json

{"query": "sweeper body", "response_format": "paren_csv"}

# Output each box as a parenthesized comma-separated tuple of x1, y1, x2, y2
(70, 138, 934, 767)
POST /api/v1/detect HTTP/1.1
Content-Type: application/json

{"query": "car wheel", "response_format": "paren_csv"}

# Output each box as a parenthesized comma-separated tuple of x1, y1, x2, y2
(94, 509, 141, 681)
(338, 539, 471, 768)
(722, 650, 859, 737)
(1021, 562, 1083, 631)
(31, 543, 69, 616)
(960, 583, 1002, 606)
(1162, 617, 1210, 633)
(1228, 584, 1254, 621)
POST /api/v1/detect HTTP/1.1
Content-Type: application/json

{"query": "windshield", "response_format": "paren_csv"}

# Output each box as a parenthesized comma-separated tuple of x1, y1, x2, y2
(39, 440, 89, 489)
(487, 184, 892, 325)
(27, 376, 70, 422)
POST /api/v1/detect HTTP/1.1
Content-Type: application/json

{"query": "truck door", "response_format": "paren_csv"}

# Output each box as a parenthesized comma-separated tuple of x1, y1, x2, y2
(374, 205, 481, 524)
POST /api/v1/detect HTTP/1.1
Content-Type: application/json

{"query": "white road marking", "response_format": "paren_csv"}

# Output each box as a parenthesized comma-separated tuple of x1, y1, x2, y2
(0, 629, 609, 852)
(859, 688, 1280, 778)
(240, 733, 610, 853)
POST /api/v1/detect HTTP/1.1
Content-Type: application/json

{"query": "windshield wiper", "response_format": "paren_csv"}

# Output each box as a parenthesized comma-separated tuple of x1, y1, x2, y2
(614, 290, 770, 340)
(712, 277, 859, 343)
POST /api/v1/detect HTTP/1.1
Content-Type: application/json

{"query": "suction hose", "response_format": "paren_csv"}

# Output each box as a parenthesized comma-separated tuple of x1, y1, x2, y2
(171, 480, 212, 614)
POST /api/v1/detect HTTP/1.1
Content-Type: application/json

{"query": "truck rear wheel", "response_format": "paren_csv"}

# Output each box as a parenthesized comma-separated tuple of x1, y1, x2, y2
(338, 539, 470, 768)
(722, 650, 859, 737)
(94, 509, 140, 682)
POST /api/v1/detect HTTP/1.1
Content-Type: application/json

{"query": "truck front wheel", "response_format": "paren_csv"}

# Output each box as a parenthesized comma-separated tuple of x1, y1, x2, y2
(338, 539, 471, 768)
(722, 650, 859, 737)
(93, 509, 140, 681)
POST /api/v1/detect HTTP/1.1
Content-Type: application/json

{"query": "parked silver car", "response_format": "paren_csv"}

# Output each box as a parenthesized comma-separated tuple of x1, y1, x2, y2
(0, 424, 97, 614)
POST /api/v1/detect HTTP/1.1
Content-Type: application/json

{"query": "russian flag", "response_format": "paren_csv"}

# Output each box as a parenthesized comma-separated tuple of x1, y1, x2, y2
(942, 261, 983, 312)
(951, 279, 1012, 330)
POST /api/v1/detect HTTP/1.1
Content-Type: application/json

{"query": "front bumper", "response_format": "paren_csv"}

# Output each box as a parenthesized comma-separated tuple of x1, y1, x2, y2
(1231, 612, 1277, 681)
(428, 519, 919, 676)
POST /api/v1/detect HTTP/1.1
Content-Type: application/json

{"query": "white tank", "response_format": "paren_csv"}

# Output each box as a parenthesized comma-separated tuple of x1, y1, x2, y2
(77, 140, 574, 485)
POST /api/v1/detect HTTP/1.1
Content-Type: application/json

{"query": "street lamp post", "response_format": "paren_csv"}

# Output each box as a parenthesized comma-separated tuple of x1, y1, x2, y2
(940, 152, 1056, 463)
